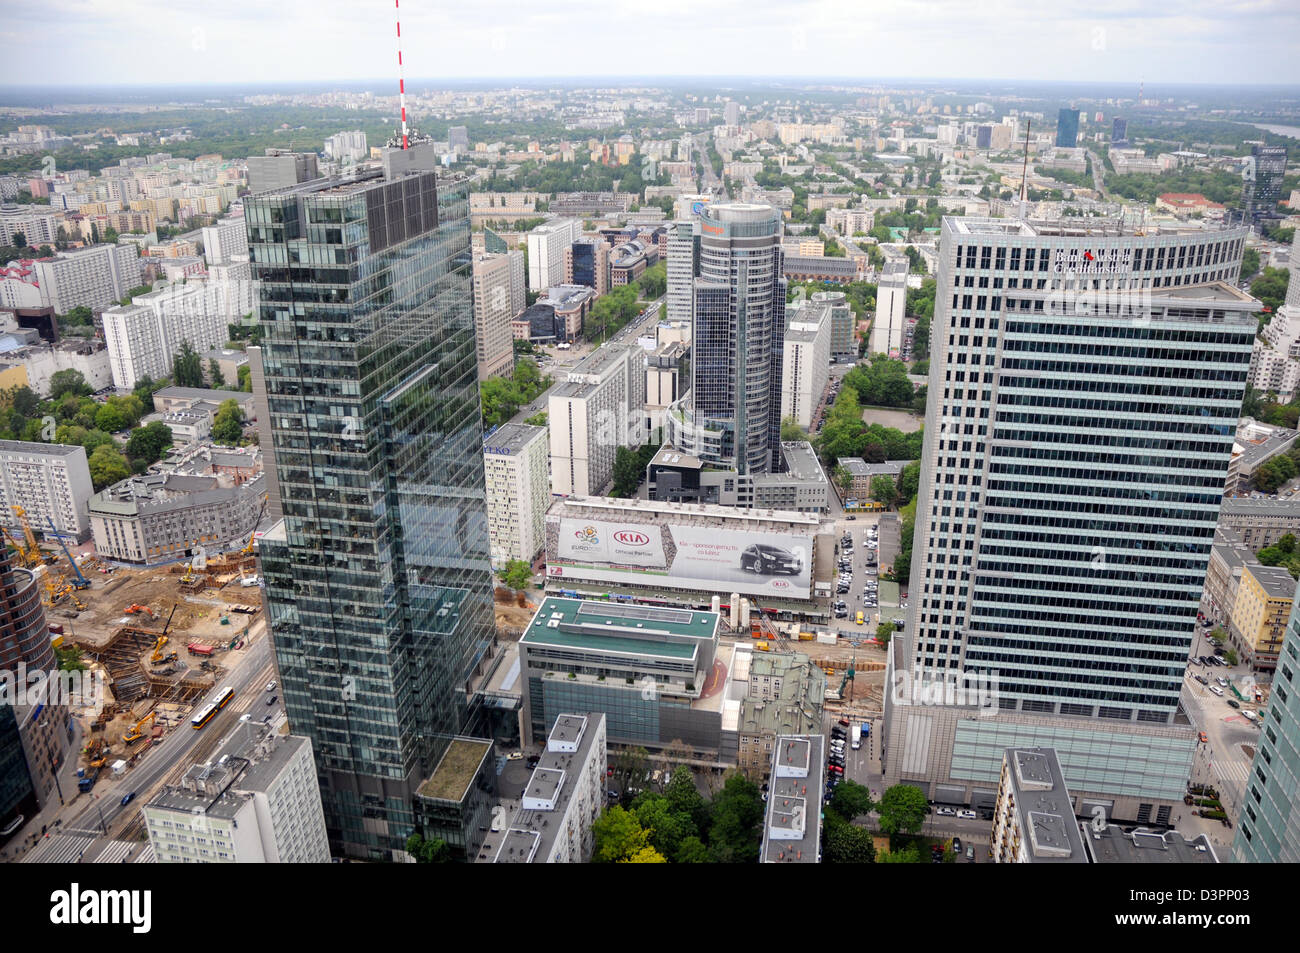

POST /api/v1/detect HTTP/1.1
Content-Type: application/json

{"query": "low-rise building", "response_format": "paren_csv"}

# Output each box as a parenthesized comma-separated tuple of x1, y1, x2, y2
(1229, 563, 1294, 672)
(737, 651, 826, 779)
(142, 720, 330, 863)
(835, 457, 911, 504)
(89, 471, 265, 565)
(489, 713, 607, 864)
(1218, 497, 1300, 550)
(647, 441, 830, 513)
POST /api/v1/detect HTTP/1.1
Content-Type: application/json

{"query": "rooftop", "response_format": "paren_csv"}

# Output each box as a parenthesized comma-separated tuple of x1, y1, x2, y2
(761, 734, 824, 864)
(780, 442, 827, 484)
(483, 422, 547, 456)
(1084, 826, 1219, 864)
(1001, 747, 1087, 863)
(1245, 563, 1297, 600)
(521, 597, 718, 659)
(417, 737, 493, 803)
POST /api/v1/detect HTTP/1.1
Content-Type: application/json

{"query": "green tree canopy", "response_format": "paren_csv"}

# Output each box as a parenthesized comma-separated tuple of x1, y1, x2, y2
(87, 444, 131, 490)
(211, 399, 244, 445)
(877, 784, 928, 837)
(172, 341, 204, 388)
(49, 368, 91, 400)
(498, 558, 532, 590)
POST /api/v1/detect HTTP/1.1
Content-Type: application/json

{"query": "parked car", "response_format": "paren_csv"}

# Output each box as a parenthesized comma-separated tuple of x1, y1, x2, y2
(1210, 686, 1224, 697)
(957, 810, 977, 820)
(952, 837, 962, 854)
(936, 807, 957, 816)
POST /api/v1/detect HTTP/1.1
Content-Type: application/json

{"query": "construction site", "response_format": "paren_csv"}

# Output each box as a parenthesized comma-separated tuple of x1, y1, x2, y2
(7, 503, 267, 784)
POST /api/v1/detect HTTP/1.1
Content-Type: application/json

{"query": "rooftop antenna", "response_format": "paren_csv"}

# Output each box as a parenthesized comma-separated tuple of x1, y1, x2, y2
(395, 0, 409, 149)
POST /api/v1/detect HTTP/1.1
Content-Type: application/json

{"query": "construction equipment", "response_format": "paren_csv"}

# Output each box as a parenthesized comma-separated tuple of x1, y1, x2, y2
(239, 497, 268, 557)
(10, 506, 51, 565)
(77, 766, 101, 793)
(85, 738, 111, 768)
(149, 634, 170, 663)
(125, 604, 156, 618)
(837, 656, 857, 702)
(122, 711, 155, 744)
(45, 517, 90, 588)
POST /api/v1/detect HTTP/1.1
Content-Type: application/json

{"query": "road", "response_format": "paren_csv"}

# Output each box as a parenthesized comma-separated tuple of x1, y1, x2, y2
(19, 618, 283, 862)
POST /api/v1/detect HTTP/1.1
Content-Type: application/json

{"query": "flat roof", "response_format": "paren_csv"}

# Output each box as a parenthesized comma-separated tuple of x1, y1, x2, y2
(780, 442, 827, 484)
(1085, 826, 1219, 863)
(483, 422, 547, 455)
(521, 596, 716, 659)
(1245, 563, 1297, 599)
(552, 494, 820, 528)
(417, 737, 493, 803)
(761, 734, 824, 863)
(1220, 496, 1300, 516)
(1003, 747, 1088, 863)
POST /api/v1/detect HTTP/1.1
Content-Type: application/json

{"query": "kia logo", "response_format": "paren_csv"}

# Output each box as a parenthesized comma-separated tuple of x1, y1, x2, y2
(614, 531, 650, 546)
(771, 580, 789, 588)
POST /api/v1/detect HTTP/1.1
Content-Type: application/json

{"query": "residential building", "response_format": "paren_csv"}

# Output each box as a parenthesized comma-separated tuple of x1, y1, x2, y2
(483, 423, 549, 567)
(472, 251, 523, 381)
(1233, 579, 1300, 862)
(89, 472, 265, 565)
(245, 149, 320, 194)
(883, 217, 1257, 822)
(323, 130, 369, 165)
(247, 165, 498, 859)
(101, 283, 230, 390)
(1, 338, 111, 396)
(489, 713, 607, 864)
(873, 260, 908, 355)
(527, 219, 582, 291)
(33, 244, 142, 315)
(548, 344, 645, 497)
(825, 207, 875, 238)
(200, 216, 248, 265)
(811, 290, 856, 362)
(1055, 108, 1080, 148)
(1219, 497, 1300, 550)
(834, 457, 911, 504)
(991, 747, 1087, 863)
(760, 734, 824, 863)
(665, 219, 699, 331)
(0, 441, 93, 542)
(780, 302, 830, 430)
(0, 204, 62, 247)
(202, 348, 250, 390)
(667, 203, 787, 473)
(1228, 562, 1293, 672)
(142, 720, 330, 863)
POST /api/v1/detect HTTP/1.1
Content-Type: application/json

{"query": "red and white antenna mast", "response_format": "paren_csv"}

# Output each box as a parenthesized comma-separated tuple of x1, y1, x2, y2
(395, 0, 408, 149)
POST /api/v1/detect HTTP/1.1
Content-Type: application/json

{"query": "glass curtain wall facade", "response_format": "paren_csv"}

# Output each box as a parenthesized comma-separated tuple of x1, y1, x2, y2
(687, 203, 786, 473)
(247, 169, 496, 859)
(1055, 109, 1080, 148)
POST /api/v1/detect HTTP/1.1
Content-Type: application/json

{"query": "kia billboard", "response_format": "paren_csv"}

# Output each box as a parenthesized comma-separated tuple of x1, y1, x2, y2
(549, 517, 813, 599)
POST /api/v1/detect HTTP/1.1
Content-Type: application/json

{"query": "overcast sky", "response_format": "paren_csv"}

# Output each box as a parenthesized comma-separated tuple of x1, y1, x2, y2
(4, 0, 1299, 89)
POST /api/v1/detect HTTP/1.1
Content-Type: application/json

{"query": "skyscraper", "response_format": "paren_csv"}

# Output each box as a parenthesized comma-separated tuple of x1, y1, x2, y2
(1111, 117, 1129, 148)
(666, 219, 700, 331)
(1055, 108, 1080, 148)
(1242, 144, 1288, 223)
(883, 217, 1257, 822)
(472, 251, 524, 381)
(247, 161, 497, 859)
(1233, 575, 1300, 862)
(667, 203, 786, 473)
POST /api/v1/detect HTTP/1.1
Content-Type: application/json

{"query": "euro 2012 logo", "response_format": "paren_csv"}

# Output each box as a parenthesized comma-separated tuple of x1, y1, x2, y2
(574, 525, 599, 544)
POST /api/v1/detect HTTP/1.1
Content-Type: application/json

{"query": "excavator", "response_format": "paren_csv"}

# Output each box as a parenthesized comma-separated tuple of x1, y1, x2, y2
(86, 738, 111, 768)
(149, 634, 177, 665)
(122, 711, 156, 745)
(126, 604, 157, 619)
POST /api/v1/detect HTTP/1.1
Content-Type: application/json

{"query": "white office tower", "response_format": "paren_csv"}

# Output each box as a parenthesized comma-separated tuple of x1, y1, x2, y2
(472, 251, 524, 381)
(873, 259, 908, 356)
(666, 203, 786, 474)
(549, 345, 646, 497)
(1287, 229, 1300, 311)
(883, 217, 1257, 824)
(483, 423, 550, 567)
(527, 219, 582, 292)
(666, 219, 698, 332)
(201, 216, 248, 265)
(33, 244, 143, 314)
(143, 721, 330, 863)
(780, 301, 830, 429)
(203, 260, 255, 323)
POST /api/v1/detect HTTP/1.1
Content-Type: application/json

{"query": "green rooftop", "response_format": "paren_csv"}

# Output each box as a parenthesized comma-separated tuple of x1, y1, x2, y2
(417, 738, 492, 802)
(522, 597, 718, 660)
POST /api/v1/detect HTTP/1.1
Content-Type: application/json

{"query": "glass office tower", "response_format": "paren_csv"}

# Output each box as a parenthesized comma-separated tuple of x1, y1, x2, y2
(1234, 577, 1300, 862)
(1055, 108, 1080, 148)
(247, 166, 496, 859)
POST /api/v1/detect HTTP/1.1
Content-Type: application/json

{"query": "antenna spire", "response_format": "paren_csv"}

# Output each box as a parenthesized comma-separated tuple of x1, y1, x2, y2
(1019, 118, 1031, 207)
(395, 0, 409, 149)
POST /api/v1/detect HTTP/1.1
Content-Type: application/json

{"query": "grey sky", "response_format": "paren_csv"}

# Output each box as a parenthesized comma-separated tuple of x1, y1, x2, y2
(3, 0, 1298, 87)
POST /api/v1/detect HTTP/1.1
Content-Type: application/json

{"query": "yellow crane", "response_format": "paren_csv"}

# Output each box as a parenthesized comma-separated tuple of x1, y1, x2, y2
(150, 634, 169, 662)
(10, 506, 46, 564)
(122, 711, 156, 745)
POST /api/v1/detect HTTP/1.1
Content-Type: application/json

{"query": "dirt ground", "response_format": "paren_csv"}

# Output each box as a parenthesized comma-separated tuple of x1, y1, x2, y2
(494, 588, 538, 639)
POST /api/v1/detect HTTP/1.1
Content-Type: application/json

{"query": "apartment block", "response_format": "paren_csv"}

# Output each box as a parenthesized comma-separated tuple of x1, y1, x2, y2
(0, 440, 93, 541)
(527, 219, 582, 292)
(33, 244, 143, 314)
(483, 423, 549, 567)
(472, 251, 523, 381)
(548, 345, 646, 497)
(780, 300, 831, 429)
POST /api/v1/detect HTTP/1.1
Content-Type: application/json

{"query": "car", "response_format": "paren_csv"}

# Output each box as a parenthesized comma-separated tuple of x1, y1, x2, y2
(608, 790, 619, 800)
(966, 845, 975, 860)
(266, 695, 277, 705)
(846, 515, 856, 520)
(1216, 677, 1228, 687)
(856, 611, 865, 625)
(1227, 699, 1240, 709)
(936, 807, 957, 816)
(958, 810, 977, 820)
(1210, 686, 1224, 696)
(120, 791, 137, 807)
(952, 837, 962, 854)
(1243, 709, 1258, 722)
(1199, 731, 1209, 743)
(507, 751, 524, 761)
(831, 727, 846, 737)
(266, 681, 277, 692)
(1194, 675, 1208, 685)
(741, 544, 803, 575)
(827, 764, 844, 775)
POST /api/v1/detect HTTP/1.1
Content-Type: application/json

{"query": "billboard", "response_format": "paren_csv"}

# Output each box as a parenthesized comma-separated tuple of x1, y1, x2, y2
(549, 517, 813, 599)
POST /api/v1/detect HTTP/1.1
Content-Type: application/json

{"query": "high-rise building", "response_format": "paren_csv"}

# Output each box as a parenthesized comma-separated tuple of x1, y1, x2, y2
(483, 423, 549, 567)
(883, 217, 1257, 822)
(564, 237, 610, 297)
(245, 149, 320, 194)
(780, 300, 830, 429)
(1055, 108, 1080, 148)
(526, 219, 582, 292)
(448, 126, 469, 153)
(548, 344, 646, 496)
(33, 244, 142, 315)
(0, 440, 93, 541)
(667, 203, 786, 473)
(471, 251, 523, 381)
(873, 260, 908, 356)
(246, 162, 497, 859)
(1242, 144, 1288, 223)
(323, 130, 369, 166)
(101, 284, 231, 390)
(665, 219, 699, 331)
(811, 290, 856, 363)
(1233, 575, 1300, 862)
(201, 216, 249, 265)
(724, 101, 741, 127)
(1111, 117, 1129, 147)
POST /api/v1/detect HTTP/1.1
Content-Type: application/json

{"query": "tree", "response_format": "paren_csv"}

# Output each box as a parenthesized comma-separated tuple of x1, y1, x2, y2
(126, 420, 174, 465)
(780, 416, 808, 443)
(10, 232, 25, 250)
(211, 399, 244, 445)
(877, 784, 928, 837)
(829, 780, 874, 821)
(499, 558, 532, 590)
(621, 845, 668, 863)
(592, 806, 653, 863)
(208, 358, 226, 388)
(237, 364, 252, 392)
(404, 833, 451, 863)
(611, 445, 642, 497)
(635, 262, 667, 299)
(1224, 648, 1239, 666)
(875, 622, 894, 645)
(674, 835, 712, 864)
(1240, 247, 1261, 283)
(87, 444, 131, 490)
(49, 369, 91, 400)
(7, 386, 40, 419)
(612, 746, 649, 801)
(664, 765, 708, 830)
(877, 844, 923, 863)
(632, 794, 696, 860)
(172, 341, 204, 387)
(870, 475, 899, 507)
(94, 402, 129, 433)
(821, 810, 877, 863)
(706, 772, 764, 863)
